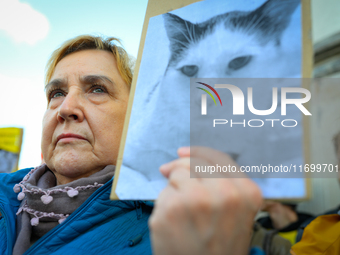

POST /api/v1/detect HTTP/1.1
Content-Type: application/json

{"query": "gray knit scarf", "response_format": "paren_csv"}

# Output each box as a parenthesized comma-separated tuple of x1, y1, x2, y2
(12, 164, 115, 255)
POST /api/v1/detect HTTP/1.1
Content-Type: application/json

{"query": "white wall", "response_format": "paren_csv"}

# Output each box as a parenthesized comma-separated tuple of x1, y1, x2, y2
(312, 0, 340, 44)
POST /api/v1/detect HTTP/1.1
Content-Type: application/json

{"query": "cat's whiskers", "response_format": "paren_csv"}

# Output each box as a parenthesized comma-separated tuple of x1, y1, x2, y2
(169, 37, 189, 49)
(168, 22, 193, 45)
(184, 20, 195, 44)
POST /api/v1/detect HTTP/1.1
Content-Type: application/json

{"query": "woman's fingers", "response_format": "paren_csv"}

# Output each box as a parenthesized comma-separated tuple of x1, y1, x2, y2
(162, 146, 249, 180)
(151, 146, 263, 255)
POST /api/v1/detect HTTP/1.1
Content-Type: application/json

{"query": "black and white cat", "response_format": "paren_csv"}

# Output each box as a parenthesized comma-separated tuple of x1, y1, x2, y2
(118, 0, 302, 199)
(163, 0, 300, 80)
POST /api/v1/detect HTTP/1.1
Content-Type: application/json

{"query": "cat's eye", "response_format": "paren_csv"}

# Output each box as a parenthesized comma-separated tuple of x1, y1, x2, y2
(180, 65, 198, 77)
(228, 55, 252, 71)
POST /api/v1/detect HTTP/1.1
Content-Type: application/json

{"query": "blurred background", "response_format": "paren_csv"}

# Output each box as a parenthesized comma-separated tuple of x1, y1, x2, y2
(298, 0, 340, 214)
(1, 0, 340, 215)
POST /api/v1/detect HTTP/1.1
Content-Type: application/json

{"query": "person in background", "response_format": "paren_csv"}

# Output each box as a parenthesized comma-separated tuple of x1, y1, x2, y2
(258, 202, 313, 245)
(291, 131, 340, 254)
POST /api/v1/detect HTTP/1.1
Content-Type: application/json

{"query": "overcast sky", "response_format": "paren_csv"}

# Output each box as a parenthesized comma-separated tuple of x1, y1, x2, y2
(0, 0, 148, 169)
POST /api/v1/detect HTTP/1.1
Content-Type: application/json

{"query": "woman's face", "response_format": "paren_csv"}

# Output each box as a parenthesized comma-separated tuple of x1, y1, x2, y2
(41, 49, 129, 185)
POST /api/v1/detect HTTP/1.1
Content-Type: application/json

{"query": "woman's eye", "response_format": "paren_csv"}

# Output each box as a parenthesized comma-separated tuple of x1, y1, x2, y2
(228, 55, 252, 71)
(180, 65, 198, 77)
(50, 91, 64, 99)
(93, 88, 104, 93)
(91, 86, 106, 94)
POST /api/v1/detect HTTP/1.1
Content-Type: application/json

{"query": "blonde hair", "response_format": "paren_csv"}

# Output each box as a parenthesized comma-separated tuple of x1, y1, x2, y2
(45, 35, 133, 86)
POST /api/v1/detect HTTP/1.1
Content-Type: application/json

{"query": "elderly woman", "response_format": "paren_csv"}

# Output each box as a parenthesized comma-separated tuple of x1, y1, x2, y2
(0, 35, 262, 255)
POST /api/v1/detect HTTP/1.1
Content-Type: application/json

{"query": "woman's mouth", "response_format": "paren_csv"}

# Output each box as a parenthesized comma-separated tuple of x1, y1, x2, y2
(56, 133, 87, 144)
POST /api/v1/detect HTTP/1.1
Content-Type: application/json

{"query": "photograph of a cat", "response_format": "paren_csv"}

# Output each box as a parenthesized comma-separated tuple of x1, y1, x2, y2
(116, 0, 303, 199)
(163, 0, 300, 80)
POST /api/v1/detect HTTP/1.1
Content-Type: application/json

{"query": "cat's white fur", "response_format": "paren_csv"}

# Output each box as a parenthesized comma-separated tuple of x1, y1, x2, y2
(121, 0, 302, 183)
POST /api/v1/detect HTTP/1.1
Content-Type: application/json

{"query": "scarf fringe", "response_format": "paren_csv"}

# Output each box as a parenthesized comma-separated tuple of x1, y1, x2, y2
(13, 164, 112, 226)
(14, 165, 104, 205)
(17, 201, 69, 226)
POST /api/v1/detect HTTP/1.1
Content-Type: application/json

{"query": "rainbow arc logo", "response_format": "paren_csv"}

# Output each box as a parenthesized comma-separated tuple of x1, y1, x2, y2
(196, 82, 222, 115)
(196, 82, 222, 106)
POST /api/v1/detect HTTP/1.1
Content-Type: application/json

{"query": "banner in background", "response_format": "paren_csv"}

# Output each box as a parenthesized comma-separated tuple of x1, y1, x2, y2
(0, 127, 23, 173)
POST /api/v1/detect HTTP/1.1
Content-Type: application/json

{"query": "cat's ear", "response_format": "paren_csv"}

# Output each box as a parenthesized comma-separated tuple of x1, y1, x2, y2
(252, 0, 300, 41)
(163, 13, 196, 52)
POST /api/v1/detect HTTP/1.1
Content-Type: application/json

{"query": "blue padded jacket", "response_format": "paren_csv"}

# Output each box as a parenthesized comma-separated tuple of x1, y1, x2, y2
(0, 168, 262, 255)
(0, 168, 153, 255)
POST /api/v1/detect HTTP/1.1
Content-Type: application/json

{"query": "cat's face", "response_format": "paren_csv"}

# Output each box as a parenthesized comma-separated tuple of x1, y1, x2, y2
(153, 0, 301, 167)
(162, 0, 301, 85)
(166, 24, 287, 80)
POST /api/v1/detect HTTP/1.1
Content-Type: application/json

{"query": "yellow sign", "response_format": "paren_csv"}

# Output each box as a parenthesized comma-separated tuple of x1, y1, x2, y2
(0, 127, 23, 153)
(0, 127, 23, 173)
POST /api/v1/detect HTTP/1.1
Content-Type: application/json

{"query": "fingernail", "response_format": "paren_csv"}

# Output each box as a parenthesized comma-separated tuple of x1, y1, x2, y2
(159, 163, 170, 172)
(178, 147, 190, 154)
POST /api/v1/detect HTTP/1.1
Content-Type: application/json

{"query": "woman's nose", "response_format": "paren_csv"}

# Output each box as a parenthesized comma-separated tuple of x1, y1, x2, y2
(57, 92, 85, 123)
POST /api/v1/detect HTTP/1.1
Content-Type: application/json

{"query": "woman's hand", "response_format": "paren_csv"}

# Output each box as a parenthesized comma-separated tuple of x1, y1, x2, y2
(149, 146, 263, 255)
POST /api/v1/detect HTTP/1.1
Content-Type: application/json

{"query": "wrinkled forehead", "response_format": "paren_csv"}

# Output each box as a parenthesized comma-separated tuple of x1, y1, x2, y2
(51, 49, 117, 80)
